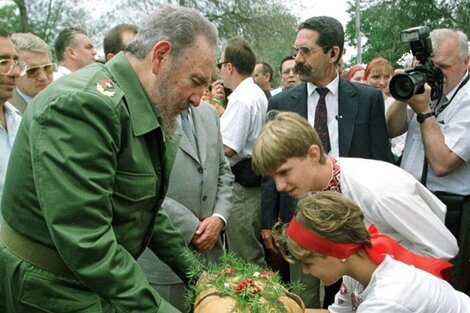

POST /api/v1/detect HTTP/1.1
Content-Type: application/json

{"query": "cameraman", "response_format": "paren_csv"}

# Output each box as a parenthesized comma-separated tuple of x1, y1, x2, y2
(387, 28, 470, 295)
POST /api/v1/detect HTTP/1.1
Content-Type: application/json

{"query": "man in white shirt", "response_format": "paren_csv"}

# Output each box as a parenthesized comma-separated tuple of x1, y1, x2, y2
(0, 29, 23, 219)
(219, 37, 267, 265)
(387, 28, 470, 294)
(53, 27, 96, 80)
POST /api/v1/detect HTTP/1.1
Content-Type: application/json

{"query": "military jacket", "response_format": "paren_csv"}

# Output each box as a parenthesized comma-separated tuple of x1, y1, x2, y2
(1, 52, 187, 312)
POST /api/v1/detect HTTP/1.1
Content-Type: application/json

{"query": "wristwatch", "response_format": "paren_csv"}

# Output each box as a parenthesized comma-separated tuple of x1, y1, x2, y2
(417, 112, 434, 124)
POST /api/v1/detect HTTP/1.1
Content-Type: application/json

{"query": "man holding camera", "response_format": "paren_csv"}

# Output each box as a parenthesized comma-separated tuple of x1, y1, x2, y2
(387, 28, 470, 295)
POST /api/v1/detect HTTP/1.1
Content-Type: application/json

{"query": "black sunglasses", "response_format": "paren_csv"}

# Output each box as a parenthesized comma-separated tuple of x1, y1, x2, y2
(217, 61, 229, 70)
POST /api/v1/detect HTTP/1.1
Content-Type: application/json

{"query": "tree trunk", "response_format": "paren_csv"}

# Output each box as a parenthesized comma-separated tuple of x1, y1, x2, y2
(13, 0, 29, 32)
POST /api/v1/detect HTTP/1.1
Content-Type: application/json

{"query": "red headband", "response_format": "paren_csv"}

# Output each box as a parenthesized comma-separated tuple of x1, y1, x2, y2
(286, 218, 452, 280)
(287, 217, 361, 259)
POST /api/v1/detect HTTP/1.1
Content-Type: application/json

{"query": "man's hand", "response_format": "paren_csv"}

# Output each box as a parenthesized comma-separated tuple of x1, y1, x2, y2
(211, 80, 226, 102)
(261, 229, 278, 253)
(191, 216, 224, 253)
(406, 83, 433, 114)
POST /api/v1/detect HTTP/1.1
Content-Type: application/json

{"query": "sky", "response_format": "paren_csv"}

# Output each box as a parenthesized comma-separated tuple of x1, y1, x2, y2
(293, 0, 355, 63)
(295, 0, 350, 26)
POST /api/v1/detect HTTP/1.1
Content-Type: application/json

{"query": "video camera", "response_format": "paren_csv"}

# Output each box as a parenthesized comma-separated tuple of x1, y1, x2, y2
(389, 26, 443, 101)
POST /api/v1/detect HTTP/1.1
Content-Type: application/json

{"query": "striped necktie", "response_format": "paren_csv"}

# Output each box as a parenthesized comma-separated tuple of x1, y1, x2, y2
(315, 87, 331, 153)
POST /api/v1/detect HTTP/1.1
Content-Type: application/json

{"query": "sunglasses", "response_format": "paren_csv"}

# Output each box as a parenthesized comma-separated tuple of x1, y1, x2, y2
(21, 63, 55, 78)
(217, 61, 229, 70)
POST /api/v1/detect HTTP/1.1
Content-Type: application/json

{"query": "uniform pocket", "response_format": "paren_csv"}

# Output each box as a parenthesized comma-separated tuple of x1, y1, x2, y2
(113, 170, 157, 202)
(19, 272, 102, 312)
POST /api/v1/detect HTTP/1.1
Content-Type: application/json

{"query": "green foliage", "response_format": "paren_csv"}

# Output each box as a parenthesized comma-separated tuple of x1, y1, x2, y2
(183, 249, 304, 313)
(0, 5, 21, 32)
(345, 0, 470, 67)
(108, 0, 298, 87)
(0, 0, 101, 60)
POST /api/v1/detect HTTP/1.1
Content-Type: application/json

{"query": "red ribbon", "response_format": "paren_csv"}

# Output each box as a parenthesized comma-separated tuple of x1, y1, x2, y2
(286, 218, 452, 279)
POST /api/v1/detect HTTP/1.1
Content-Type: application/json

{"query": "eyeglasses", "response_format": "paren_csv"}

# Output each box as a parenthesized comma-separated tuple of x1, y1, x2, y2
(0, 58, 27, 76)
(292, 45, 329, 57)
(21, 63, 55, 78)
(217, 61, 229, 70)
(281, 67, 297, 75)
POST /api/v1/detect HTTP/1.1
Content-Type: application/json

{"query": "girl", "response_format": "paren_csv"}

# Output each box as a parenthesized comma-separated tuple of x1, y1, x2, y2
(274, 191, 470, 312)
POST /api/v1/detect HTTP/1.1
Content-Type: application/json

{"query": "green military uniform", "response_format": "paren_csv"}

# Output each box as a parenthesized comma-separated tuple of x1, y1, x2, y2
(0, 52, 188, 312)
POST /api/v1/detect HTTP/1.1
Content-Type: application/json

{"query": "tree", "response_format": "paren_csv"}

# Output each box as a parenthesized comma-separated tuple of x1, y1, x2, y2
(105, 0, 299, 87)
(0, 0, 104, 59)
(344, 0, 470, 67)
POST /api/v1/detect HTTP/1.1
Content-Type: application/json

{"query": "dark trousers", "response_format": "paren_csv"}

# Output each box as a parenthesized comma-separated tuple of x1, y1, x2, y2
(436, 192, 470, 295)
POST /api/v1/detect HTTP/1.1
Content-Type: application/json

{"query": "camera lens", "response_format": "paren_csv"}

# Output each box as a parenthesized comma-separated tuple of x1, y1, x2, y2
(390, 75, 414, 100)
(389, 71, 426, 100)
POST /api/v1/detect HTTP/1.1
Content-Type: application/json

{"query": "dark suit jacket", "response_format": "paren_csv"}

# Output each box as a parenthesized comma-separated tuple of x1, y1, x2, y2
(261, 79, 394, 228)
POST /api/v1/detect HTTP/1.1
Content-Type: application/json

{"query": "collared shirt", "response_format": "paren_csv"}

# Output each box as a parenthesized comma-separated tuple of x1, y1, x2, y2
(16, 87, 33, 104)
(0, 101, 22, 210)
(401, 72, 470, 195)
(329, 255, 470, 313)
(339, 157, 458, 260)
(53, 65, 72, 80)
(220, 77, 268, 166)
(307, 73, 340, 157)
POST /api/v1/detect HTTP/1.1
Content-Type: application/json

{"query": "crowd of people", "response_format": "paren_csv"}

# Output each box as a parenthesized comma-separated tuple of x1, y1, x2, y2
(0, 4, 469, 313)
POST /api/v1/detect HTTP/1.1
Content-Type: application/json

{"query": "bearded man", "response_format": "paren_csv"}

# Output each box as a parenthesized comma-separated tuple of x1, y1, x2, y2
(0, 5, 218, 313)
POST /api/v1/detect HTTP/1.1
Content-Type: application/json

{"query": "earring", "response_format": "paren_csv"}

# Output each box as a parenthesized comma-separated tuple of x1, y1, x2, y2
(341, 258, 347, 263)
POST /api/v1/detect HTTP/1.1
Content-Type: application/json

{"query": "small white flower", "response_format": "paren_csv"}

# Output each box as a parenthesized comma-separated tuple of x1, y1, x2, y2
(224, 283, 230, 288)
(253, 272, 260, 278)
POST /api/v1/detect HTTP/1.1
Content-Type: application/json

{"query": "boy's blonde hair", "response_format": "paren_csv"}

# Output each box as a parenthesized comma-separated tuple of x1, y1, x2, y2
(252, 111, 326, 175)
(273, 191, 371, 263)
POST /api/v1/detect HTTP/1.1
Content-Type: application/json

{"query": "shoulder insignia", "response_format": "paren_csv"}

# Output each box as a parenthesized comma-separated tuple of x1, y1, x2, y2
(97, 79, 115, 97)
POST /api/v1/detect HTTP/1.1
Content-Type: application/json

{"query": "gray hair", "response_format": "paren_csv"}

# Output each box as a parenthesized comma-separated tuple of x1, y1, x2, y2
(431, 28, 469, 62)
(11, 32, 52, 59)
(126, 5, 218, 61)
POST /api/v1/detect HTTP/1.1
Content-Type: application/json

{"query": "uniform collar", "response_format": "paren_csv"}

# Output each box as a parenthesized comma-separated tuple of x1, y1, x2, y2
(105, 52, 161, 137)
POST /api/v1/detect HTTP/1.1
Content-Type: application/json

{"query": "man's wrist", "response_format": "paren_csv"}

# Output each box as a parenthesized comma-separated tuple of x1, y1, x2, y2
(417, 111, 434, 124)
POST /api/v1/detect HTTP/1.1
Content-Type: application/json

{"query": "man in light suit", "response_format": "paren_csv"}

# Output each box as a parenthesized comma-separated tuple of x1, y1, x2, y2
(138, 101, 234, 311)
(260, 16, 394, 309)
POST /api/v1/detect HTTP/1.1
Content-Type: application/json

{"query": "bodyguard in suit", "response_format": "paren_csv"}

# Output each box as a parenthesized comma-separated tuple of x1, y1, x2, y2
(261, 16, 393, 309)
(138, 102, 234, 311)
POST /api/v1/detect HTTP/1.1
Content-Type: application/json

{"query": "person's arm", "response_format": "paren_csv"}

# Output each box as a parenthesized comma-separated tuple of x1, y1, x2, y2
(373, 193, 458, 260)
(367, 89, 394, 163)
(406, 84, 465, 176)
(261, 177, 280, 252)
(386, 99, 409, 138)
(224, 145, 237, 157)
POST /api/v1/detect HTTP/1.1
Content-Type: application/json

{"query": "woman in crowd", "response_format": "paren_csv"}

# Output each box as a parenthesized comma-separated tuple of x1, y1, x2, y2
(346, 64, 365, 84)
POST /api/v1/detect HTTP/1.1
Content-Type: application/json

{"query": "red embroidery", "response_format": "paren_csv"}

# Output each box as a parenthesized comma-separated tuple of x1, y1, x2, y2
(340, 282, 348, 294)
(100, 79, 113, 90)
(351, 292, 359, 311)
(322, 157, 341, 193)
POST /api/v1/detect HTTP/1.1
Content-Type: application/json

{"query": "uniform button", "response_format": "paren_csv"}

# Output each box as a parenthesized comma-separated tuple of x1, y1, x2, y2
(198, 167, 203, 174)
(202, 195, 207, 201)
